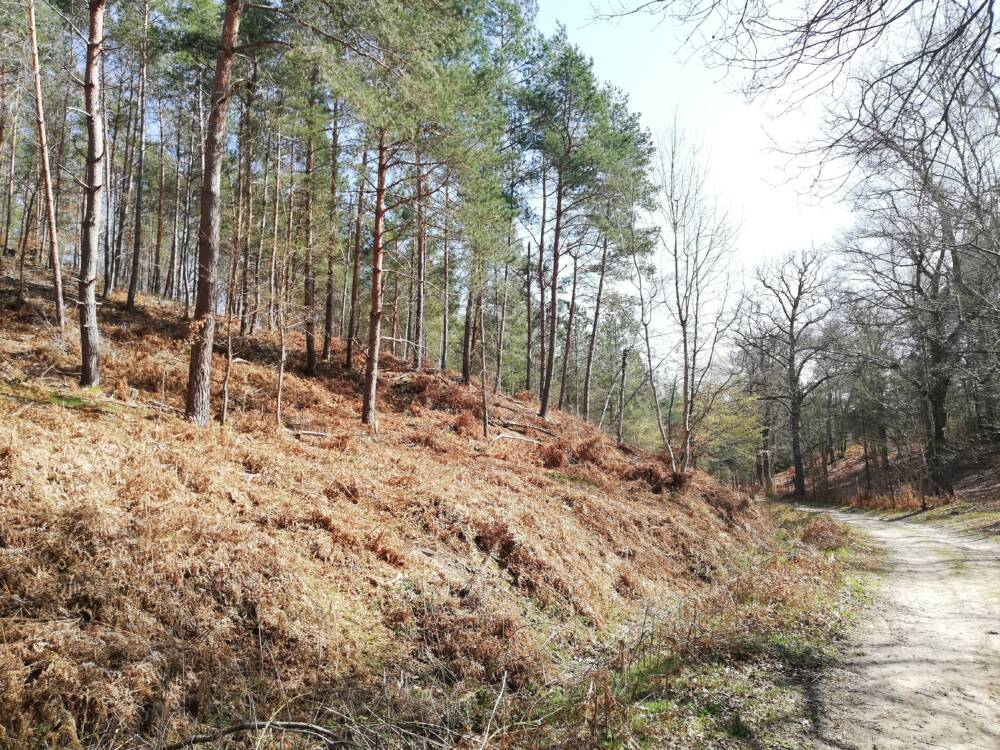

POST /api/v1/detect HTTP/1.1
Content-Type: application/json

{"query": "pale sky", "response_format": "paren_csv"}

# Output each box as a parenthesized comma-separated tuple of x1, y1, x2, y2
(535, 0, 855, 269)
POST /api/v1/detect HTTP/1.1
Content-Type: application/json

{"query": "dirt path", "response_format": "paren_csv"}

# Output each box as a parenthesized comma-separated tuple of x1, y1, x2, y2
(805, 508, 1000, 749)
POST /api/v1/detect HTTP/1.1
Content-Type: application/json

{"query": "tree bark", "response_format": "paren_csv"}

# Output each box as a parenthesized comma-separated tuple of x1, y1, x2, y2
(79, 0, 107, 387)
(583, 235, 608, 420)
(26, 0, 66, 331)
(461, 285, 474, 384)
(557, 253, 577, 410)
(789, 396, 806, 497)
(153, 103, 166, 294)
(494, 261, 509, 393)
(525, 241, 532, 392)
(539, 173, 563, 418)
(537, 170, 548, 395)
(126, 0, 149, 310)
(440, 184, 450, 370)
(413, 156, 426, 369)
(184, 0, 243, 426)
(267, 132, 281, 327)
(361, 130, 387, 425)
(617, 348, 627, 443)
(323, 104, 340, 361)
(346, 143, 367, 369)
(303, 80, 318, 376)
(3, 95, 19, 257)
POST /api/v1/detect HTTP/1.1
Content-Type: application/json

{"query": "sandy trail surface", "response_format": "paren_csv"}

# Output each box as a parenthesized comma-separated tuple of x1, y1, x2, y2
(804, 508, 1000, 749)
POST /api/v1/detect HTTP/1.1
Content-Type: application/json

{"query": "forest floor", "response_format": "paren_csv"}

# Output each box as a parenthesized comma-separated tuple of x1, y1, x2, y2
(804, 507, 1000, 750)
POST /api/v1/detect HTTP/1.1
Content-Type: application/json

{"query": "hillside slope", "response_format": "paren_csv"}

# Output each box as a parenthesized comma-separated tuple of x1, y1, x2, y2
(0, 277, 780, 748)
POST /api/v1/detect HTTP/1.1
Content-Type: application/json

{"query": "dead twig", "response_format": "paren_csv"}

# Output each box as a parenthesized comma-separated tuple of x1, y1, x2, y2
(285, 428, 331, 438)
(497, 419, 556, 437)
(491, 432, 542, 446)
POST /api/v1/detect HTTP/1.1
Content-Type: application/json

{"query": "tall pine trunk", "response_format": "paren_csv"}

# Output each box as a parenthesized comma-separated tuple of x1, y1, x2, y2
(539, 174, 563, 418)
(412, 156, 426, 369)
(494, 261, 509, 393)
(440, 185, 449, 370)
(461, 285, 473, 384)
(303, 83, 318, 375)
(361, 130, 388, 425)
(346, 144, 367, 369)
(126, 0, 148, 310)
(79, 0, 107, 386)
(583, 235, 608, 420)
(323, 105, 340, 360)
(26, 0, 65, 331)
(525, 241, 532, 392)
(267, 133, 281, 327)
(3, 96, 19, 257)
(537, 170, 547, 395)
(153, 103, 165, 294)
(557, 253, 577, 410)
(184, 0, 242, 426)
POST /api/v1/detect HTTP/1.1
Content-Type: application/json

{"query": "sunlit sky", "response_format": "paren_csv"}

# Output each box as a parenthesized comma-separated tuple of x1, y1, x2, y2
(535, 1, 855, 269)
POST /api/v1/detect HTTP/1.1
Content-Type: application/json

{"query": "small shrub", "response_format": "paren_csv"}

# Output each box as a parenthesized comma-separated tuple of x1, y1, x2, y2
(452, 411, 479, 437)
(539, 442, 567, 469)
(802, 515, 849, 550)
(573, 436, 605, 465)
(408, 430, 444, 453)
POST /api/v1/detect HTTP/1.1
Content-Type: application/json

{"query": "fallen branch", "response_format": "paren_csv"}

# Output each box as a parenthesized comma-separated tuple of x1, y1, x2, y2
(491, 432, 542, 446)
(146, 400, 180, 413)
(498, 419, 556, 437)
(285, 428, 331, 438)
(162, 720, 345, 749)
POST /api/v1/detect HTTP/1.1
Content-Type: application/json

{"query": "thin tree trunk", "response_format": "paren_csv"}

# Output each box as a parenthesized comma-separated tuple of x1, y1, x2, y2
(268, 132, 281, 327)
(79, 0, 107, 387)
(525, 241, 532, 392)
(184, 0, 243, 426)
(539, 173, 563, 418)
(26, 0, 65, 331)
(346, 143, 367, 369)
(276, 254, 289, 428)
(226, 103, 246, 319)
(790, 397, 806, 497)
(583, 235, 608, 420)
(413, 155, 425, 369)
(2, 95, 19, 257)
(323, 103, 340, 361)
(153, 102, 165, 294)
(479, 294, 489, 437)
(108, 69, 138, 299)
(617, 348, 627, 443)
(494, 261, 509, 393)
(238, 64, 257, 334)
(390, 270, 400, 357)
(303, 78, 318, 375)
(250, 127, 270, 334)
(361, 130, 387, 425)
(557, 253, 577, 410)
(440, 181, 450, 370)
(461, 285, 474, 384)
(126, 0, 149, 310)
(178, 114, 196, 310)
(537, 169, 548, 396)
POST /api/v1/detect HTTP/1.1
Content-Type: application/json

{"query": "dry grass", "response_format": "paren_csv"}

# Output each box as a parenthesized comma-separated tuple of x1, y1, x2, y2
(0, 276, 770, 748)
(502, 505, 862, 749)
